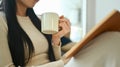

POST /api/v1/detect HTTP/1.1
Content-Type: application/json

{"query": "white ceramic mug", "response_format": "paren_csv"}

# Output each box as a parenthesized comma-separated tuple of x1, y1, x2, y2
(41, 12, 59, 34)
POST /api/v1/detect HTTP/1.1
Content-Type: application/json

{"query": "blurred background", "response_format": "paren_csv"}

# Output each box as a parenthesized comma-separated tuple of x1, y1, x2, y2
(34, 0, 120, 43)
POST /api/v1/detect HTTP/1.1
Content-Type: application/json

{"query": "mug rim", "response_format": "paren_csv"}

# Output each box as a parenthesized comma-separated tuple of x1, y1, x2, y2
(41, 12, 59, 16)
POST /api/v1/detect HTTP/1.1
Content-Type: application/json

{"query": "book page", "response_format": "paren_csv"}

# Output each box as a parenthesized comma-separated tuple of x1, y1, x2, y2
(64, 10, 120, 59)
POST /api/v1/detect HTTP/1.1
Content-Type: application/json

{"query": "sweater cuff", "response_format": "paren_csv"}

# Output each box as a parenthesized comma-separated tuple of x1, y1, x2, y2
(52, 42, 62, 60)
(52, 41, 62, 47)
(52, 40, 62, 46)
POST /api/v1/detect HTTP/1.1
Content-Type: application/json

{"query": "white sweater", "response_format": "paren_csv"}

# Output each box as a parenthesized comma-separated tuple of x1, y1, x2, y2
(0, 13, 64, 67)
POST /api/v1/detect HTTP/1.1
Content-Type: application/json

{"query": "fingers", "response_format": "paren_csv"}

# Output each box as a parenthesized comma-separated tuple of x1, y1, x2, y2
(59, 16, 71, 31)
(52, 15, 71, 40)
(59, 16, 71, 27)
(59, 19, 71, 29)
(59, 20, 70, 30)
(58, 21, 70, 37)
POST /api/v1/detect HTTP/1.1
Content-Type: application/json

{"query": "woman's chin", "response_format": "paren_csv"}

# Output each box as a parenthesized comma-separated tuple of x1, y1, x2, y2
(27, 5, 36, 8)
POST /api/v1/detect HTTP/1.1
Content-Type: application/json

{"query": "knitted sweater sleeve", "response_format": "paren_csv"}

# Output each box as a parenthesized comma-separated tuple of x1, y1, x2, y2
(0, 13, 15, 67)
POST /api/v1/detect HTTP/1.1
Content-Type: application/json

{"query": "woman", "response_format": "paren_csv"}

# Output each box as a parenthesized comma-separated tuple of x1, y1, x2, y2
(0, 0, 71, 67)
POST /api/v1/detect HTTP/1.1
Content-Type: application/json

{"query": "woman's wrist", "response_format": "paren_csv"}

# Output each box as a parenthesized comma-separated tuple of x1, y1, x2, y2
(52, 35, 61, 46)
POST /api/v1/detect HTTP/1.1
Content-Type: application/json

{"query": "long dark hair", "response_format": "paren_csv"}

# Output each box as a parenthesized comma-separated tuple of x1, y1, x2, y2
(3, 0, 55, 66)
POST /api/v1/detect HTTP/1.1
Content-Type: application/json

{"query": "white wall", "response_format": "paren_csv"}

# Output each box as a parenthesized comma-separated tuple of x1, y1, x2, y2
(83, 0, 96, 33)
(96, 0, 120, 23)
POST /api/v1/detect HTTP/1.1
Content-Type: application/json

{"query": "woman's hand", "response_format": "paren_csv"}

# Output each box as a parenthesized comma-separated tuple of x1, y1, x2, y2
(52, 16, 71, 46)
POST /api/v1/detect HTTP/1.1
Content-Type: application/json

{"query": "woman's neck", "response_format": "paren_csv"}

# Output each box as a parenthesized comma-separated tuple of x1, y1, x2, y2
(16, 2, 27, 16)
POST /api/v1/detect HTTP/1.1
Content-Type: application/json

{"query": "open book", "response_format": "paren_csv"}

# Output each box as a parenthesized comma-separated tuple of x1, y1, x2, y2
(64, 10, 120, 59)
